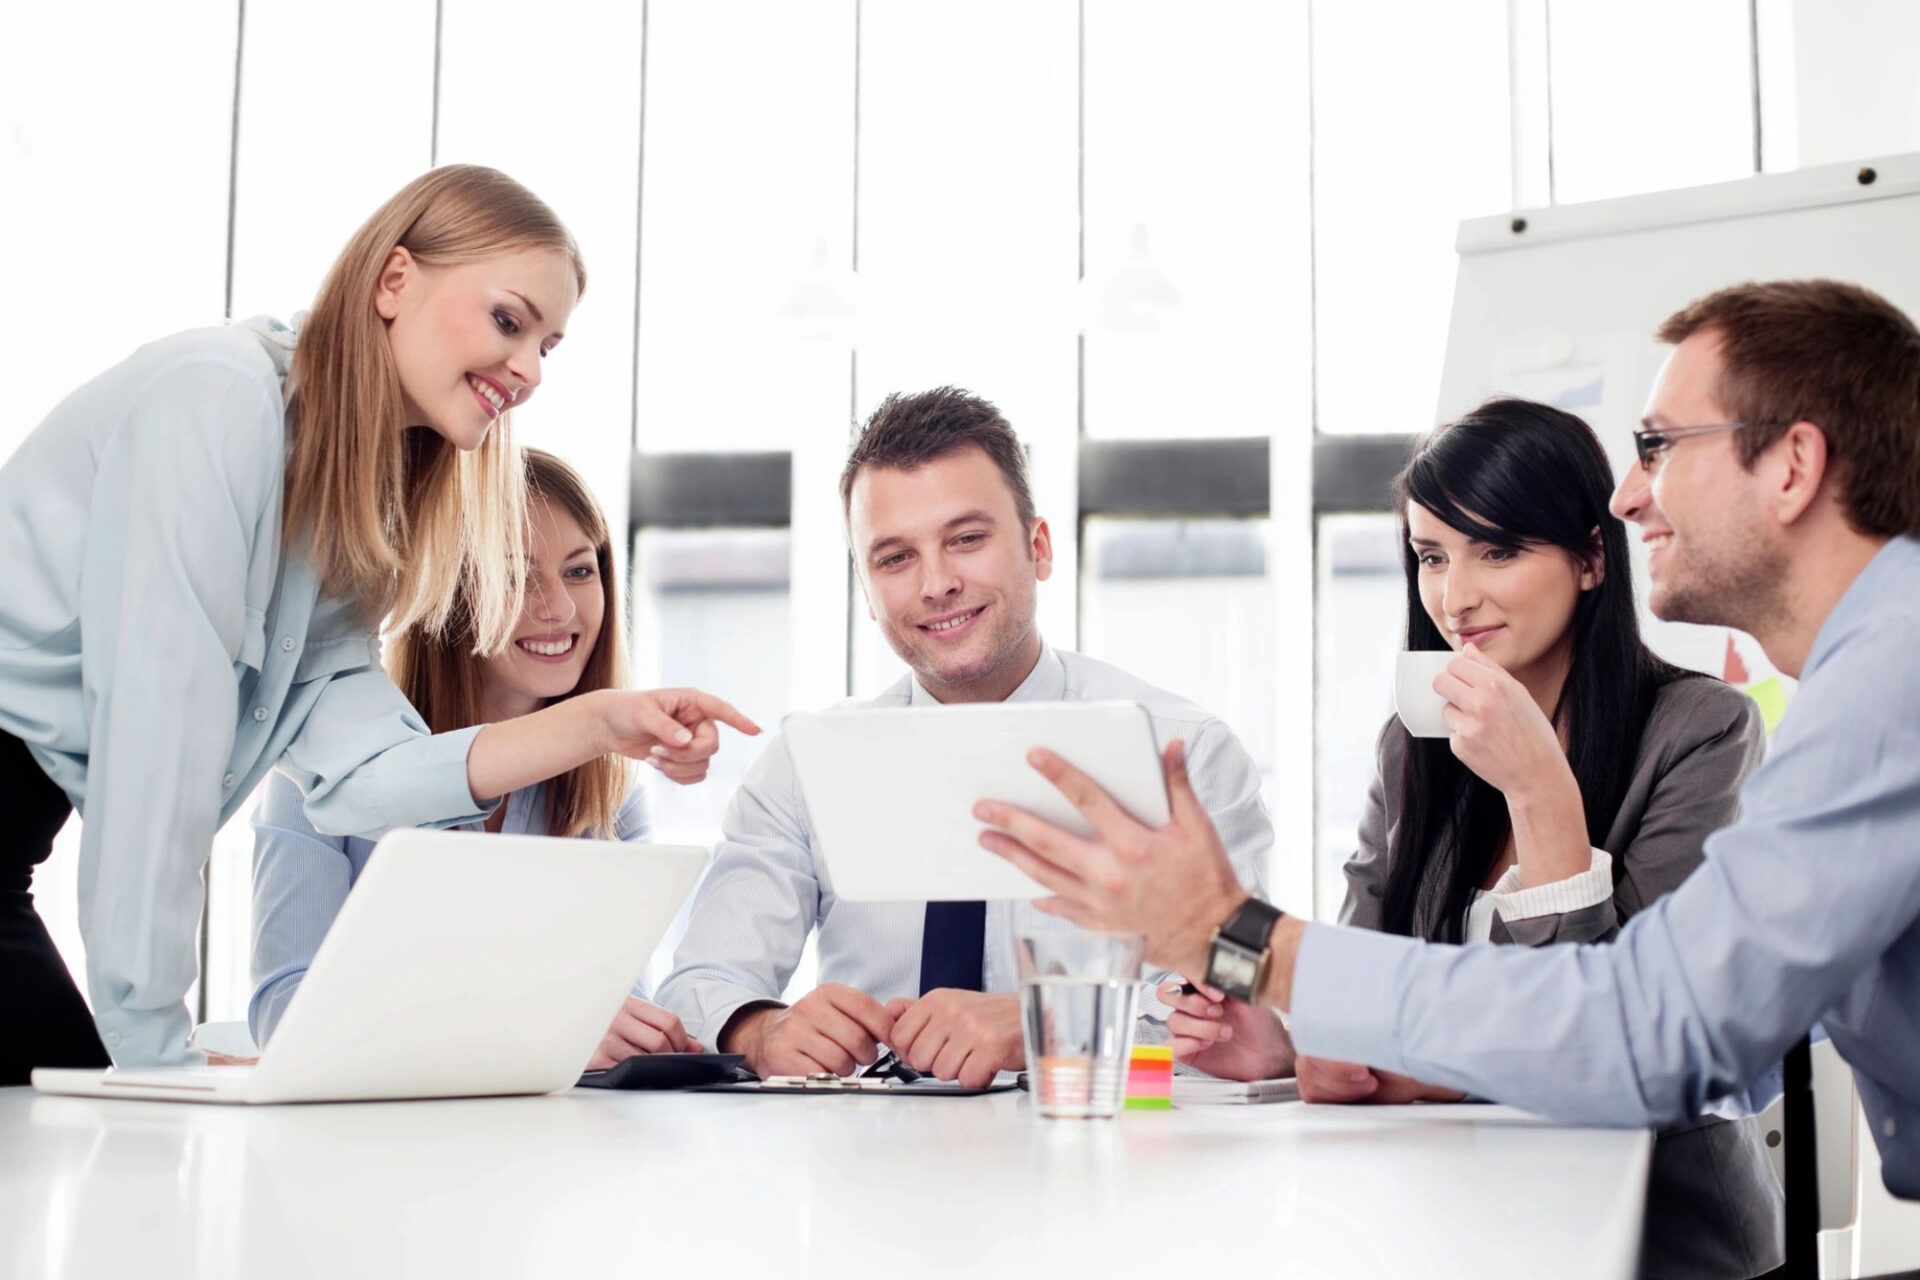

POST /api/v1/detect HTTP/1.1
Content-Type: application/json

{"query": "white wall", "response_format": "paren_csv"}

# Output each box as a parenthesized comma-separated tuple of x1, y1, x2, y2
(1791, 0, 1920, 167)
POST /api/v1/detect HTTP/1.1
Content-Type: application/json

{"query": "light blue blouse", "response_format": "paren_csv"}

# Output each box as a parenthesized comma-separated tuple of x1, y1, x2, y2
(248, 770, 652, 1047)
(0, 318, 491, 1068)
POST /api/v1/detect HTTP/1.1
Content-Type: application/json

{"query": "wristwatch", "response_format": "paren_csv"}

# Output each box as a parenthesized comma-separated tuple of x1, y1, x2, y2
(1203, 897, 1284, 1003)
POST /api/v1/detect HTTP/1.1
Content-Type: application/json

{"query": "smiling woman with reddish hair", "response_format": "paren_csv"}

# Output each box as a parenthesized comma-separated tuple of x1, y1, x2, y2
(250, 449, 703, 1070)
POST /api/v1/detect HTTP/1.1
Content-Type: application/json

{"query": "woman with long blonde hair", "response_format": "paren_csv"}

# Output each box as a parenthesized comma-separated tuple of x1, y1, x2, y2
(0, 166, 754, 1083)
(251, 449, 703, 1065)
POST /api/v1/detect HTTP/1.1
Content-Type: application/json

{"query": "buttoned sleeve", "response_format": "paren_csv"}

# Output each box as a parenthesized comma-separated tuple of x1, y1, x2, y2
(76, 360, 283, 1067)
(652, 733, 821, 1045)
(275, 670, 489, 837)
(247, 770, 353, 1047)
(1290, 619, 1920, 1130)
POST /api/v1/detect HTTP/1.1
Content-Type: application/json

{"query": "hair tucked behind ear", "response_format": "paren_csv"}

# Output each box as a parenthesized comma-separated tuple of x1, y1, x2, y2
(283, 164, 587, 654)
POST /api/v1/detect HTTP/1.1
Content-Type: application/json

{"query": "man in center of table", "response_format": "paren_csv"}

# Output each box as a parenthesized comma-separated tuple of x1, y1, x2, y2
(655, 387, 1272, 1087)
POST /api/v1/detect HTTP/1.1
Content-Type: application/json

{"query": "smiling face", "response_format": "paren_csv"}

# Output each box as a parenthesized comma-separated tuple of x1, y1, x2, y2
(374, 246, 579, 450)
(849, 444, 1052, 704)
(477, 497, 605, 720)
(1610, 332, 1786, 631)
(1407, 501, 1597, 689)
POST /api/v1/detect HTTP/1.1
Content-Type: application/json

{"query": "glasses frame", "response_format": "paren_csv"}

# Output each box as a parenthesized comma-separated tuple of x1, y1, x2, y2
(1632, 420, 1788, 471)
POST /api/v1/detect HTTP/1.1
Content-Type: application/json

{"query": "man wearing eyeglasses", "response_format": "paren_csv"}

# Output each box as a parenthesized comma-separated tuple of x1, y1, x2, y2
(977, 279, 1920, 1238)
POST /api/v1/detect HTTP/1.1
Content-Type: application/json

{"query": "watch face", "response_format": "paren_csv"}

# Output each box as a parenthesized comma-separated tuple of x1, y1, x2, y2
(1211, 945, 1258, 992)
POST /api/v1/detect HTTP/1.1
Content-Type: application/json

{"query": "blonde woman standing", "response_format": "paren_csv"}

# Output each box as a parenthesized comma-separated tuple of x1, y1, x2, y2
(250, 449, 702, 1067)
(0, 167, 755, 1082)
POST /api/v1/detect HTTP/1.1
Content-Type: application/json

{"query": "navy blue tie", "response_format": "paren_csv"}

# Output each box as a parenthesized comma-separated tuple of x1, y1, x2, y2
(918, 900, 987, 994)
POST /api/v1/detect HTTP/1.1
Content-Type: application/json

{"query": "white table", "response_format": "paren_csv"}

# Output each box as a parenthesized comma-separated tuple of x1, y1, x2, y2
(0, 1085, 1649, 1279)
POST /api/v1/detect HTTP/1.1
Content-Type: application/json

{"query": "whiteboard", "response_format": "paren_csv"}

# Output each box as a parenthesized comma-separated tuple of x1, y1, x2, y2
(1436, 151, 1920, 679)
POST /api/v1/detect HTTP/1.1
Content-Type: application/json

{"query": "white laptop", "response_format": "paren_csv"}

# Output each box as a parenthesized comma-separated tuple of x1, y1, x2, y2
(33, 829, 706, 1104)
(783, 699, 1169, 902)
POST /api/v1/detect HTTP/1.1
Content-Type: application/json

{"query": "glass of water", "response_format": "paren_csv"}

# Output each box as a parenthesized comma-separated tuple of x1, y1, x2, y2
(1015, 929, 1146, 1119)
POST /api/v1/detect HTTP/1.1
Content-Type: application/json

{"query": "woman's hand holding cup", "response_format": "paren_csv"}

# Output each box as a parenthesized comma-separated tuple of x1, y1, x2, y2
(1430, 644, 1570, 801)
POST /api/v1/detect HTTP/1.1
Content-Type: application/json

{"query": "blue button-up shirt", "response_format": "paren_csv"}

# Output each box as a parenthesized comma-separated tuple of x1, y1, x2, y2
(1292, 535, 1920, 1199)
(0, 319, 489, 1069)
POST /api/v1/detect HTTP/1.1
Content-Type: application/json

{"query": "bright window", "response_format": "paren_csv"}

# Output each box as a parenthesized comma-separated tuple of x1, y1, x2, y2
(1311, 0, 1511, 435)
(1548, 0, 1755, 204)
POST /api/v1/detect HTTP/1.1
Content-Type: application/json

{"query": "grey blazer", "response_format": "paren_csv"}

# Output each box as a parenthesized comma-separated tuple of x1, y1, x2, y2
(1338, 675, 1784, 1280)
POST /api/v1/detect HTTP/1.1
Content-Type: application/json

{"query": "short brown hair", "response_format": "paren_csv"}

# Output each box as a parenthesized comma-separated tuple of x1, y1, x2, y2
(839, 387, 1037, 529)
(1657, 279, 1920, 538)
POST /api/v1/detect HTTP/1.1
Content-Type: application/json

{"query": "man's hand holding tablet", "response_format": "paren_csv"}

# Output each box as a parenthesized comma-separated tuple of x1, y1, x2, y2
(782, 700, 1169, 903)
(972, 740, 1291, 989)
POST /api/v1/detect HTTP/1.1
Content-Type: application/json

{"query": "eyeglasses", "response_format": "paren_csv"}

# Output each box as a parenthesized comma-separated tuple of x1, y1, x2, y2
(1632, 421, 1785, 471)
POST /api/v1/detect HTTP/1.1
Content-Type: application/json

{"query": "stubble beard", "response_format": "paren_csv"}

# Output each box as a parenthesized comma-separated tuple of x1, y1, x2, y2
(898, 595, 1038, 701)
(1654, 524, 1790, 640)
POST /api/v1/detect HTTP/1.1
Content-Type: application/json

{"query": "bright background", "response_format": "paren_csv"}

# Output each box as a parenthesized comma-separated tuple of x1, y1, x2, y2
(5, 0, 1920, 1020)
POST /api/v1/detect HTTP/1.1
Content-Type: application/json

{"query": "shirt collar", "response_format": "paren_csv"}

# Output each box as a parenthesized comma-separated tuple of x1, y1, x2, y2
(233, 313, 301, 382)
(1804, 535, 1918, 676)
(907, 640, 1062, 707)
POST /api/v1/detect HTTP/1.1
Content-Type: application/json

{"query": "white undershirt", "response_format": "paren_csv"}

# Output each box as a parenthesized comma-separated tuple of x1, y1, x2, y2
(1464, 848, 1615, 942)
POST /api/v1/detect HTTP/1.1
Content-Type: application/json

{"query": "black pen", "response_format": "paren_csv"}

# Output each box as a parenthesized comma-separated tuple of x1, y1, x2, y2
(863, 1047, 923, 1083)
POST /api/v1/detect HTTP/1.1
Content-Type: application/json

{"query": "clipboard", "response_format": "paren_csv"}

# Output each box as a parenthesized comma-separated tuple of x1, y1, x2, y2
(694, 1073, 1018, 1097)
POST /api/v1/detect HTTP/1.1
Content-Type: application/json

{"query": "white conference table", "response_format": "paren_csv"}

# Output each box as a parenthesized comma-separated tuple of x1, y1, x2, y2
(1, 1084, 1650, 1279)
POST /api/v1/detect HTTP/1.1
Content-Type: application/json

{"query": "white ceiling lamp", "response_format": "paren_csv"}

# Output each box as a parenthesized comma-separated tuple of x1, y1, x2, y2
(1080, 222, 1183, 332)
(774, 236, 859, 343)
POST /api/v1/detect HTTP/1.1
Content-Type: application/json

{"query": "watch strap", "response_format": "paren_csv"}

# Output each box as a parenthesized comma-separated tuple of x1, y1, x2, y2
(1219, 897, 1283, 951)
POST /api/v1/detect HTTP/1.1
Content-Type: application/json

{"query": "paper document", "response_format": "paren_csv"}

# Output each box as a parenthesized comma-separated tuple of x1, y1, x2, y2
(1172, 1076, 1300, 1105)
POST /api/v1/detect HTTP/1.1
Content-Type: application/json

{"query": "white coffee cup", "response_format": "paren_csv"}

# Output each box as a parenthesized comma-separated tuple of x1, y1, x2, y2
(1394, 650, 1457, 738)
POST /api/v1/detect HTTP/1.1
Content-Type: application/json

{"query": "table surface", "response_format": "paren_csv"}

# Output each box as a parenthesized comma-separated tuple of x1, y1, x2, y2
(1, 1084, 1650, 1279)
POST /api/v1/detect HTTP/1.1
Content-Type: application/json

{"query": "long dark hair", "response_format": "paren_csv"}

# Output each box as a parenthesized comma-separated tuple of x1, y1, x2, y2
(1379, 397, 1691, 941)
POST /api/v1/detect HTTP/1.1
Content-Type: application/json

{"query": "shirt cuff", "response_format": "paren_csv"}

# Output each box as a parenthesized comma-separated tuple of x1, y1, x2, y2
(1486, 848, 1613, 922)
(412, 724, 493, 828)
(248, 968, 306, 1048)
(92, 1002, 201, 1070)
(1136, 968, 1182, 1023)
(1288, 921, 1421, 1071)
(696, 993, 786, 1052)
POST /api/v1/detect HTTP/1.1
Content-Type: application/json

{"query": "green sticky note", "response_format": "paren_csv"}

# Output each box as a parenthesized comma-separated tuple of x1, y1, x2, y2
(1745, 676, 1788, 734)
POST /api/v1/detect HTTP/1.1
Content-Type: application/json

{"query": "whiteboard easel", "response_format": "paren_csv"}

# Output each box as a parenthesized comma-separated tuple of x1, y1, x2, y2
(1437, 152, 1920, 680)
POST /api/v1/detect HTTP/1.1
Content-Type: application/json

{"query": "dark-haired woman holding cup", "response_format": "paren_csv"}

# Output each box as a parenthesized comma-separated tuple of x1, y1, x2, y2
(1166, 399, 1781, 1280)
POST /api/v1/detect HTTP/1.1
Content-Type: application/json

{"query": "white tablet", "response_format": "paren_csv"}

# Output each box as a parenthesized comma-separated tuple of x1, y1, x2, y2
(783, 699, 1169, 901)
